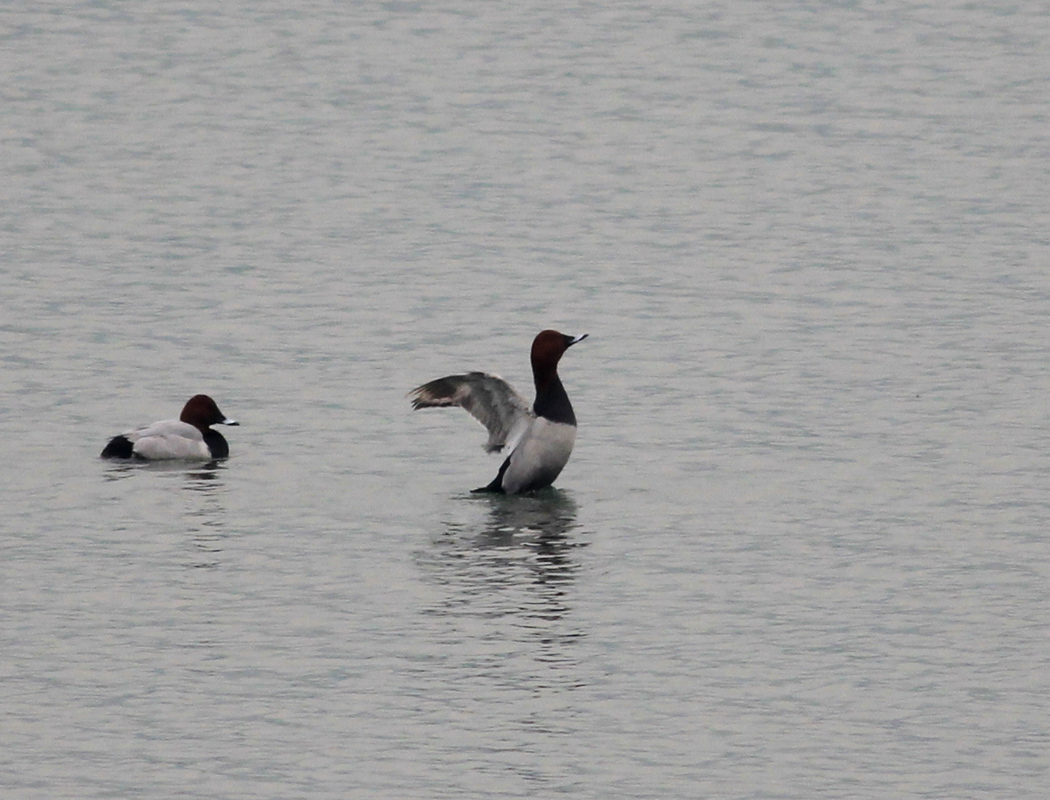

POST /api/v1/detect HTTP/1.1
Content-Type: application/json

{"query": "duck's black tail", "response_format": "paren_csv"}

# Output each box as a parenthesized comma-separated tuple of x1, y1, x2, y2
(472, 456, 510, 494)
(100, 435, 134, 459)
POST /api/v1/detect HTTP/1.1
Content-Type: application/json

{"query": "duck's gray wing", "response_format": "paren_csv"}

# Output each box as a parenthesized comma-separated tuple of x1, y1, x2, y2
(123, 419, 211, 460)
(409, 371, 534, 453)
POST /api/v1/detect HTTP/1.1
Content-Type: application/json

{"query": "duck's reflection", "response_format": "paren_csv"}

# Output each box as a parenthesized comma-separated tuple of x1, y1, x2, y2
(101, 459, 230, 568)
(101, 458, 226, 482)
(182, 465, 228, 568)
(433, 491, 584, 594)
(417, 490, 589, 689)
(183, 461, 225, 488)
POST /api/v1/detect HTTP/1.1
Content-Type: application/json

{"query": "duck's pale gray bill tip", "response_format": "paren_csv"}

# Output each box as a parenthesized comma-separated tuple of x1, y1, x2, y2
(223, 419, 239, 426)
(570, 333, 589, 346)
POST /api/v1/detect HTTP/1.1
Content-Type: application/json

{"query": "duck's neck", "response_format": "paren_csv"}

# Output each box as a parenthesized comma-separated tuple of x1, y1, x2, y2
(533, 370, 576, 425)
(202, 428, 230, 458)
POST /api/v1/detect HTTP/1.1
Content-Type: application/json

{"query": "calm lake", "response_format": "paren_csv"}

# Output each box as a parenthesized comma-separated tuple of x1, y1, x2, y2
(3, 1, 1049, 798)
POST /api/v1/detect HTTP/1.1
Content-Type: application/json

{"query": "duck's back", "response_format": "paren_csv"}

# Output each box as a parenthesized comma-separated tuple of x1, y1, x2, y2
(118, 419, 211, 460)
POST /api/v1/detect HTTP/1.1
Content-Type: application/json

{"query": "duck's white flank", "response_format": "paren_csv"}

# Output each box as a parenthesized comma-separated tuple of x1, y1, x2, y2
(499, 417, 577, 494)
(121, 420, 213, 460)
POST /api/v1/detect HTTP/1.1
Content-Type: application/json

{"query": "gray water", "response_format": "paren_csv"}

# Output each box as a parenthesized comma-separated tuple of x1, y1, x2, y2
(3, 1, 1049, 798)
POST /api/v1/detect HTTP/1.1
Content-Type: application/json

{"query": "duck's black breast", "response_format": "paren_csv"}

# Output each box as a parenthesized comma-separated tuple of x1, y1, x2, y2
(203, 429, 230, 458)
(533, 377, 576, 426)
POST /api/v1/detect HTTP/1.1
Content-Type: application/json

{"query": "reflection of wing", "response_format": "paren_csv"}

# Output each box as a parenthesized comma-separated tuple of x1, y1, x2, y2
(409, 371, 534, 453)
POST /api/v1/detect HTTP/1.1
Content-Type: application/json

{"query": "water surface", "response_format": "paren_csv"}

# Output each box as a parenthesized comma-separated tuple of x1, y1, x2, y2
(3, 1, 1049, 798)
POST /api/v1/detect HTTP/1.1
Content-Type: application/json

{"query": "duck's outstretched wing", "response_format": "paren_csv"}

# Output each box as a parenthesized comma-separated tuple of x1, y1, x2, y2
(409, 371, 533, 453)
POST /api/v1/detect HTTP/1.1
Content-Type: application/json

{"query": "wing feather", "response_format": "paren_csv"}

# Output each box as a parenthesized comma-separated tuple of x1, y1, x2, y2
(409, 372, 533, 453)
(125, 419, 210, 459)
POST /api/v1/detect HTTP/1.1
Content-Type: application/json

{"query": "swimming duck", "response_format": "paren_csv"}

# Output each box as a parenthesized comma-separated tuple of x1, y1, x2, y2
(101, 394, 238, 460)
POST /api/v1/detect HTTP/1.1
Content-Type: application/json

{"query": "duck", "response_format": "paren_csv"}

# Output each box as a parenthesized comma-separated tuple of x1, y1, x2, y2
(101, 395, 238, 460)
(410, 330, 587, 493)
